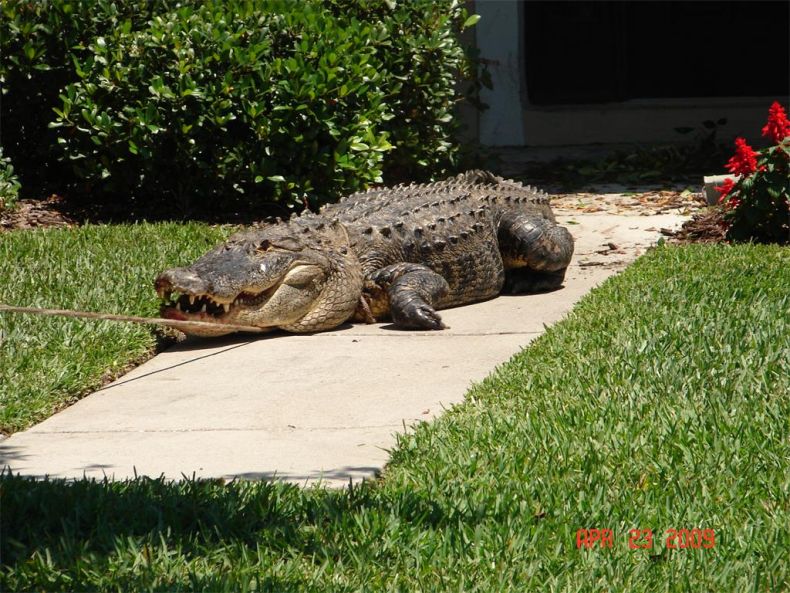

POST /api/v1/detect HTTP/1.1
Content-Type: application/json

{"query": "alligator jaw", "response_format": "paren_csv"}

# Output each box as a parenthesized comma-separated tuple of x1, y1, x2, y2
(156, 286, 276, 326)
(159, 290, 230, 322)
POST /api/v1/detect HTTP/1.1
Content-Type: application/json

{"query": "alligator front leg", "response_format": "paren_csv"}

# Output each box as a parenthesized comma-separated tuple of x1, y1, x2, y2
(503, 267, 570, 293)
(498, 214, 574, 293)
(369, 263, 450, 330)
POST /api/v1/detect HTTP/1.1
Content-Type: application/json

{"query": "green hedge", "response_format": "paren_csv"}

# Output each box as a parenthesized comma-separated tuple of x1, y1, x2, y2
(0, 0, 180, 201)
(0, 149, 21, 211)
(0, 0, 478, 211)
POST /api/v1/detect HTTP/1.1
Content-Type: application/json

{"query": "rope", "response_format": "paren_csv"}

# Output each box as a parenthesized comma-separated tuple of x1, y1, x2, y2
(0, 304, 267, 334)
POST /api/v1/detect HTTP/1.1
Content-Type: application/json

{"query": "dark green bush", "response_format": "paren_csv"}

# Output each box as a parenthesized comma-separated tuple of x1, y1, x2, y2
(0, 149, 21, 210)
(326, 0, 478, 181)
(52, 1, 394, 210)
(0, 0, 182, 197)
(1, 0, 477, 212)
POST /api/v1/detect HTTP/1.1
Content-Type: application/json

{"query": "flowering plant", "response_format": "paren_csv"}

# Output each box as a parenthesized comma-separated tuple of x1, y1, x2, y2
(716, 101, 790, 244)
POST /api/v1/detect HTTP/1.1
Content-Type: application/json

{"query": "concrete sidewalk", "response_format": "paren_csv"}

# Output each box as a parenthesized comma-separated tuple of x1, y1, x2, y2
(1, 207, 689, 486)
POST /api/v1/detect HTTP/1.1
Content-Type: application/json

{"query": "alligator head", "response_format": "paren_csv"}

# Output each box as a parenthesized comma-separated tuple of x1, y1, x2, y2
(155, 222, 363, 336)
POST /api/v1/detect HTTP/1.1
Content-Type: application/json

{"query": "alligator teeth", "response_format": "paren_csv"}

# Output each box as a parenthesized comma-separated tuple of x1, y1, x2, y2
(175, 302, 182, 311)
(201, 304, 207, 313)
(189, 295, 196, 305)
(221, 303, 228, 313)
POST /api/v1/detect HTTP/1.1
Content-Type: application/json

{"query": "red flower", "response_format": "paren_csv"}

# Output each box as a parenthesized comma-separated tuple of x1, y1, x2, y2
(725, 138, 758, 176)
(715, 178, 735, 203)
(762, 101, 790, 144)
(716, 178, 742, 210)
(726, 196, 742, 210)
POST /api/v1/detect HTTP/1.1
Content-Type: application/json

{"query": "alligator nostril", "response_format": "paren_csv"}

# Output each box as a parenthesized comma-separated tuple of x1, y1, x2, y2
(154, 272, 174, 293)
(156, 268, 208, 295)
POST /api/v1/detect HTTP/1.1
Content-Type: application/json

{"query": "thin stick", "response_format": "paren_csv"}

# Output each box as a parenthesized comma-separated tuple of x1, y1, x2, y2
(0, 304, 267, 334)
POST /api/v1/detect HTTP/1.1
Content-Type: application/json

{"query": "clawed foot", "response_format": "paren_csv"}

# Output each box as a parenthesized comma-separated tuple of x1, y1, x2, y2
(392, 300, 446, 330)
(369, 263, 450, 330)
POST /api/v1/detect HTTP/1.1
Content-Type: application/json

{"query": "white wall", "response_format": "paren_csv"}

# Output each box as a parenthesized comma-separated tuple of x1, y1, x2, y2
(476, 0, 525, 146)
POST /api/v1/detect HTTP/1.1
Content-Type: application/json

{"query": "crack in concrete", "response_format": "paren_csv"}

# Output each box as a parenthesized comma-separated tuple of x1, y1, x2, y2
(319, 330, 543, 337)
(26, 425, 408, 435)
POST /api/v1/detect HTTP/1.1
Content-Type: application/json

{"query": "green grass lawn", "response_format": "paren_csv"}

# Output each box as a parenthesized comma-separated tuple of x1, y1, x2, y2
(0, 223, 233, 434)
(1, 242, 788, 591)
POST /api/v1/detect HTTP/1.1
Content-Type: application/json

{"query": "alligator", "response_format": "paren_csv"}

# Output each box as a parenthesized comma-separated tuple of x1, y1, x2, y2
(155, 171, 574, 336)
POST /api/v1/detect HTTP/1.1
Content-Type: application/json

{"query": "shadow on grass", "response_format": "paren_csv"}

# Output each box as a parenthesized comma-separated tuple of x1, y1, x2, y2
(0, 470, 449, 587)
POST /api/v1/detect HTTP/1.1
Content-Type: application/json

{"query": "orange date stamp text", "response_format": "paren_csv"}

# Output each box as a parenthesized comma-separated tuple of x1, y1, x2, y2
(575, 528, 716, 550)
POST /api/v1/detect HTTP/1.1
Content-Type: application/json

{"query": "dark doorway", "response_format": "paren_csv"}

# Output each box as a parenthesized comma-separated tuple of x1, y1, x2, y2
(524, 1, 790, 105)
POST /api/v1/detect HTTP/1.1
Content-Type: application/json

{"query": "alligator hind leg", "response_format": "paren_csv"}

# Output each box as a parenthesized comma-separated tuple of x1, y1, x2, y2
(370, 263, 450, 330)
(498, 214, 574, 294)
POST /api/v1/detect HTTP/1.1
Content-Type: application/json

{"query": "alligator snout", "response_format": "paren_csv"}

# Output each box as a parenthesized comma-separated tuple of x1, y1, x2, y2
(155, 268, 209, 296)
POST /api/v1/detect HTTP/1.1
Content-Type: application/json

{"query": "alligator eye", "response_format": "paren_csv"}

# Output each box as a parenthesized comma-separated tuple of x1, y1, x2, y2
(257, 240, 271, 252)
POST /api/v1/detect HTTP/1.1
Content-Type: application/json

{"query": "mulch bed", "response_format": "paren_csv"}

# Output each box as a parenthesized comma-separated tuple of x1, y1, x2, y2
(666, 208, 729, 245)
(0, 191, 291, 232)
(0, 195, 76, 231)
